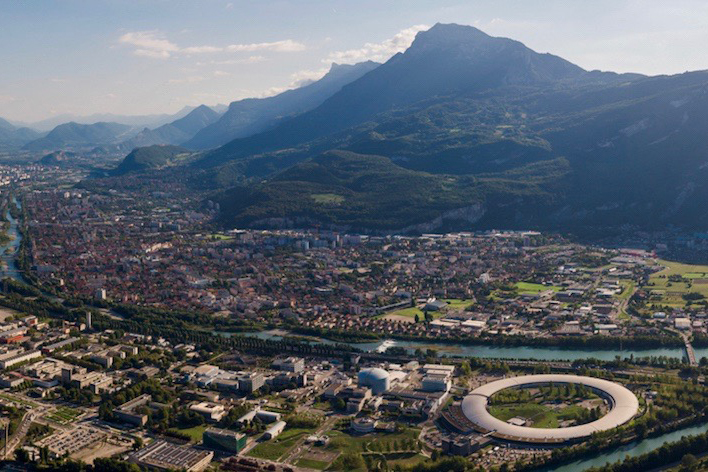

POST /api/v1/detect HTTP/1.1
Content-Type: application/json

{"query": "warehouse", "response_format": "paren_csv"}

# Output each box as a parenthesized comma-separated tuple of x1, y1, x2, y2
(130, 440, 213, 472)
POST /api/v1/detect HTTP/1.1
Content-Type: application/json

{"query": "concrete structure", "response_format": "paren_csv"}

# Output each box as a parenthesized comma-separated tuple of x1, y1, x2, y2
(114, 394, 152, 426)
(189, 402, 226, 422)
(237, 372, 264, 393)
(263, 420, 287, 440)
(357, 367, 390, 394)
(422, 374, 451, 393)
(272, 357, 304, 373)
(130, 440, 213, 472)
(350, 417, 377, 434)
(461, 374, 639, 444)
(0, 350, 41, 369)
(202, 428, 246, 453)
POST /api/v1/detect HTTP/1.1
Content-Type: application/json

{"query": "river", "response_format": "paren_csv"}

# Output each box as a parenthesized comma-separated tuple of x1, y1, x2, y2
(243, 330, 704, 361)
(0, 196, 23, 282)
(541, 422, 708, 472)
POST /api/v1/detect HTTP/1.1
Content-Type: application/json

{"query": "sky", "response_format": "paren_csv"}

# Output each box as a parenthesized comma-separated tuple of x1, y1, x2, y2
(3, 0, 708, 123)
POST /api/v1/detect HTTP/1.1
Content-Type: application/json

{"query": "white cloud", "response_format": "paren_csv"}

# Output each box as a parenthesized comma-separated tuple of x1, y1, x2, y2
(119, 31, 180, 59)
(0, 95, 15, 104)
(213, 70, 230, 77)
(289, 67, 330, 87)
(225, 39, 305, 52)
(326, 24, 429, 64)
(118, 31, 305, 59)
(199, 56, 266, 66)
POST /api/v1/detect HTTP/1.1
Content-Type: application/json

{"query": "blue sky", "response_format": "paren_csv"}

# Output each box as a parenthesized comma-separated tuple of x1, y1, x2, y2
(2, 0, 708, 122)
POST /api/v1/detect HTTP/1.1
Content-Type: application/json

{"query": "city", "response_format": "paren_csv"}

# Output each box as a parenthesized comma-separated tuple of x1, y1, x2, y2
(4, 2, 708, 472)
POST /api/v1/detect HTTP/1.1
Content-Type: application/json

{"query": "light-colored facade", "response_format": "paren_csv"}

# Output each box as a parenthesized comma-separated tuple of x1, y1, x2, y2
(461, 374, 638, 444)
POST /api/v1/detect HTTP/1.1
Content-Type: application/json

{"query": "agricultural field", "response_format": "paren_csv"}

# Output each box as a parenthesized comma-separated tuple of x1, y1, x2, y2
(45, 407, 82, 425)
(647, 259, 708, 307)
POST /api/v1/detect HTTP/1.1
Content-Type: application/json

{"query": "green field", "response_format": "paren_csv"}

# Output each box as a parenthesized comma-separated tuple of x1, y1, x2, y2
(439, 298, 474, 310)
(311, 193, 345, 204)
(327, 428, 421, 454)
(488, 403, 593, 429)
(0, 393, 38, 408)
(248, 428, 312, 461)
(175, 424, 208, 442)
(294, 458, 329, 469)
(648, 259, 708, 307)
(45, 407, 81, 424)
(488, 386, 603, 429)
(515, 282, 562, 294)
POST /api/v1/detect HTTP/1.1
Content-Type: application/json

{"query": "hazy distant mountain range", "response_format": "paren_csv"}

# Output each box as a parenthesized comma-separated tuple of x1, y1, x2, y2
(184, 61, 380, 150)
(1, 61, 378, 153)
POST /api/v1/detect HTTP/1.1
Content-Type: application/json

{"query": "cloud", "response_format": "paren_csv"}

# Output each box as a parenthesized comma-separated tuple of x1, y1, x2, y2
(213, 70, 230, 77)
(119, 30, 305, 59)
(326, 24, 429, 64)
(119, 31, 179, 59)
(289, 67, 330, 87)
(0, 95, 15, 104)
(225, 39, 305, 52)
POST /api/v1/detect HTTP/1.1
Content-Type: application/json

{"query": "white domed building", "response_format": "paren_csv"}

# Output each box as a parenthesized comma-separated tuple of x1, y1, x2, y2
(358, 367, 390, 394)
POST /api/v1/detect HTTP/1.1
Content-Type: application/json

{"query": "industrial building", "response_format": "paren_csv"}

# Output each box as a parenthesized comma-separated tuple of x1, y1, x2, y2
(130, 440, 213, 472)
(357, 367, 390, 394)
(262, 420, 287, 440)
(113, 394, 152, 426)
(189, 402, 226, 422)
(202, 428, 246, 453)
(272, 357, 304, 373)
(461, 374, 639, 444)
(0, 349, 41, 369)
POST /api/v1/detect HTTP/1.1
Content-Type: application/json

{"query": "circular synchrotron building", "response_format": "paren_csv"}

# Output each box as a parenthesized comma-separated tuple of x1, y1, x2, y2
(461, 374, 639, 445)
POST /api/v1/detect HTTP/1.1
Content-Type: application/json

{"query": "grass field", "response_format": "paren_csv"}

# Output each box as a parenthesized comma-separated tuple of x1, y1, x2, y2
(46, 407, 81, 425)
(439, 298, 474, 310)
(311, 193, 345, 204)
(248, 428, 313, 461)
(489, 403, 593, 429)
(515, 282, 562, 294)
(327, 428, 421, 454)
(294, 458, 329, 469)
(175, 424, 208, 442)
(0, 393, 38, 408)
(648, 259, 708, 307)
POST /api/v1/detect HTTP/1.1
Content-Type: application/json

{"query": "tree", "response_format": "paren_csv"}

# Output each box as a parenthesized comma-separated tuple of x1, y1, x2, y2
(133, 437, 143, 450)
(414, 314, 420, 323)
(681, 454, 698, 472)
(15, 448, 29, 463)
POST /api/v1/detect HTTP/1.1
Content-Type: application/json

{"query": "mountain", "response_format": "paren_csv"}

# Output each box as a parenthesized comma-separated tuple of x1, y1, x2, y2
(183, 61, 380, 150)
(39, 150, 78, 166)
(19, 107, 203, 132)
(121, 105, 221, 149)
(0, 117, 43, 150)
(198, 23, 602, 167)
(23, 122, 134, 152)
(214, 150, 569, 231)
(112, 145, 194, 175)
